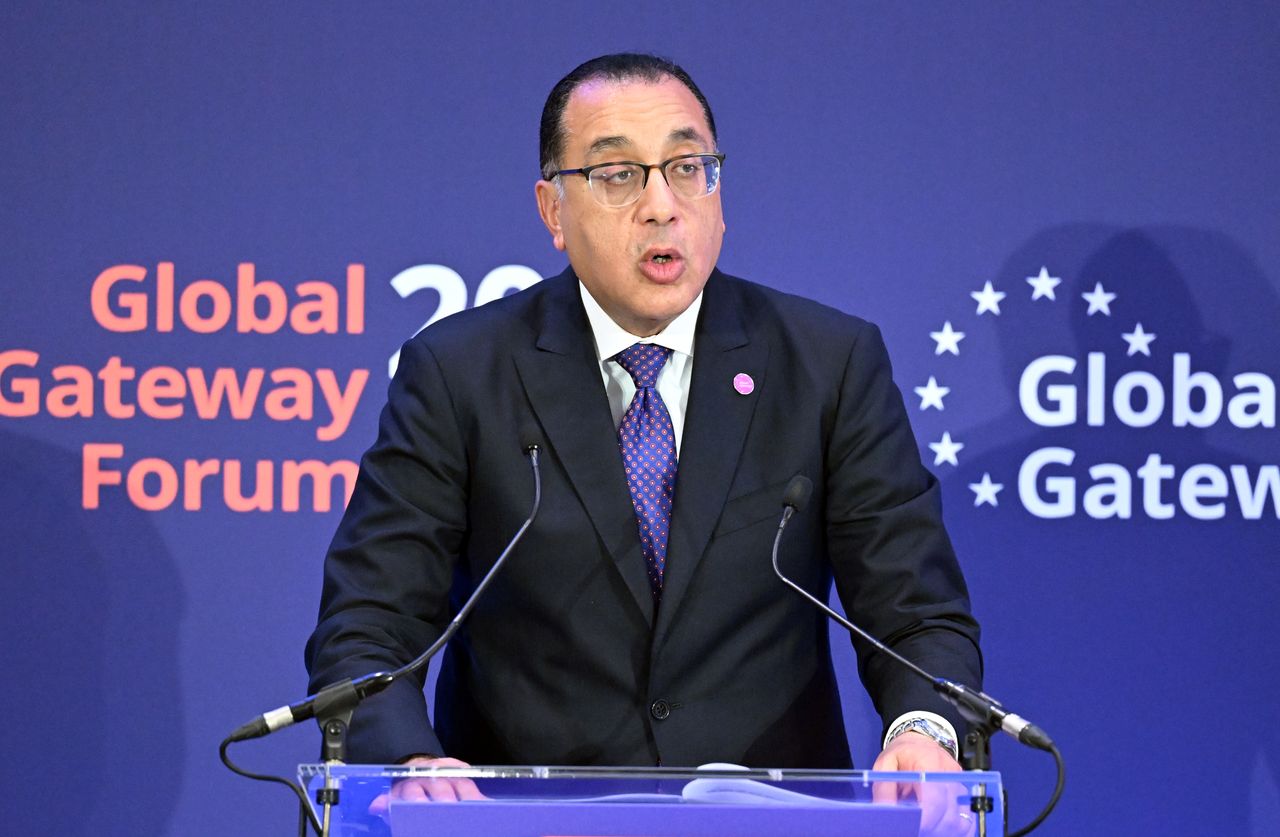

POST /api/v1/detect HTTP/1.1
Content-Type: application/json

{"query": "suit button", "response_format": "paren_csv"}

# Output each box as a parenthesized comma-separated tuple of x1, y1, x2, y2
(650, 700, 671, 720)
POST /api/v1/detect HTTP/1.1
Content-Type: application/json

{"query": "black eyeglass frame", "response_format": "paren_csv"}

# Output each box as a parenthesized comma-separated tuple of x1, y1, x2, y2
(548, 152, 726, 202)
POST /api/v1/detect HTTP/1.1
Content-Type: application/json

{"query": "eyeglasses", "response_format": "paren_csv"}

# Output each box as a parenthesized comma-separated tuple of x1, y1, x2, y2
(552, 153, 725, 207)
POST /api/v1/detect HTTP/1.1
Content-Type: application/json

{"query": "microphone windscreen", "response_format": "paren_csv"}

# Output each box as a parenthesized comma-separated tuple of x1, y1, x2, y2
(518, 421, 543, 453)
(782, 475, 813, 511)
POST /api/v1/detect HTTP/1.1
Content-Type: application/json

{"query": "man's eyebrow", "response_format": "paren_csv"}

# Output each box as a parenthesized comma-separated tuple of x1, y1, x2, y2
(667, 127, 710, 147)
(583, 127, 711, 161)
(585, 135, 634, 158)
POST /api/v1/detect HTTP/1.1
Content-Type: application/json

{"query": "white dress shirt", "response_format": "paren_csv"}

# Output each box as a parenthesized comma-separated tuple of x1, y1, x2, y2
(578, 282, 701, 456)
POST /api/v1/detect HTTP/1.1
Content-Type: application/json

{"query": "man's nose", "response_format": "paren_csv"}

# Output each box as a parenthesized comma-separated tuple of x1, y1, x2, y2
(635, 166, 678, 223)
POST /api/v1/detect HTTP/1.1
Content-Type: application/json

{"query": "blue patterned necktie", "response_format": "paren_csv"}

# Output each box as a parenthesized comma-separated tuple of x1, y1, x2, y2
(614, 343, 677, 599)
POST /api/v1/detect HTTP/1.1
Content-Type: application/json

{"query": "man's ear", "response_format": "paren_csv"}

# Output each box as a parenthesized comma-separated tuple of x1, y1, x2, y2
(720, 179, 726, 235)
(534, 179, 566, 252)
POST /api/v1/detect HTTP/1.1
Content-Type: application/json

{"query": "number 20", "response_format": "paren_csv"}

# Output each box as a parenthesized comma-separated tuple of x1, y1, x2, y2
(387, 264, 542, 378)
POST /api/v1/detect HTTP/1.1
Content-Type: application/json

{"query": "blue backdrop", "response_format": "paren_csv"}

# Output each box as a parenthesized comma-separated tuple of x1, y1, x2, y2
(2, 3, 1277, 835)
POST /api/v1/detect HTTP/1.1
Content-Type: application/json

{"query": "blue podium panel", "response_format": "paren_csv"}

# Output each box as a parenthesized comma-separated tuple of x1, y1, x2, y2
(299, 764, 1003, 837)
(392, 800, 917, 836)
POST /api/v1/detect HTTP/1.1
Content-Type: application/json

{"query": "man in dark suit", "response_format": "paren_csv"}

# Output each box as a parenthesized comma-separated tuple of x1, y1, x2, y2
(306, 54, 982, 797)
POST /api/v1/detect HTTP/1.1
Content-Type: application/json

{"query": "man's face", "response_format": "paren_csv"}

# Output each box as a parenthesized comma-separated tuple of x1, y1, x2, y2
(536, 76, 725, 337)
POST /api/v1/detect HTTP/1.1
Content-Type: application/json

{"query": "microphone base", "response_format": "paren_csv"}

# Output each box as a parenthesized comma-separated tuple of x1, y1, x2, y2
(313, 678, 359, 763)
(962, 724, 993, 772)
(312, 681, 358, 837)
(963, 724, 1000, 836)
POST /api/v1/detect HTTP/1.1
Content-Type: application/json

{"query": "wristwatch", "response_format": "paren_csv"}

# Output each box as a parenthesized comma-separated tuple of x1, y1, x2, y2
(884, 716, 959, 761)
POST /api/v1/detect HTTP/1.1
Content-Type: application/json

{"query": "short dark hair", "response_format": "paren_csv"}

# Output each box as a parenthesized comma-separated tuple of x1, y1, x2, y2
(539, 53, 718, 180)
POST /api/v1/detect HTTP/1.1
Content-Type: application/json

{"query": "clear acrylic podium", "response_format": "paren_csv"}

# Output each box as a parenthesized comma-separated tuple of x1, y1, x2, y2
(298, 764, 1004, 836)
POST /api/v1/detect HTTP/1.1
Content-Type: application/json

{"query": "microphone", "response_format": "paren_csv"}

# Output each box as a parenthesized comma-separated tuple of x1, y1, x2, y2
(519, 422, 542, 476)
(780, 475, 812, 524)
(226, 428, 545, 744)
(226, 671, 394, 743)
(770, 474, 1054, 754)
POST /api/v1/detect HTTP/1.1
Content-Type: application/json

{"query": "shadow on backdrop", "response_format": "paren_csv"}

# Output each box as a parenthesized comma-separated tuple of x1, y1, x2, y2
(941, 225, 1279, 833)
(0, 429, 185, 835)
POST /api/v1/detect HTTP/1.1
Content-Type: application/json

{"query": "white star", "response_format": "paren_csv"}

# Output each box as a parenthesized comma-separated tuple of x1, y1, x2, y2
(914, 376, 950, 411)
(928, 432, 965, 467)
(1081, 282, 1117, 316)
(969, 473, 1004, 507)
(929, 321, 966, 356)
(1026, 266, 1061, 301)
(1121, 322, 1157, 356)
(970, 281, 1007, 315)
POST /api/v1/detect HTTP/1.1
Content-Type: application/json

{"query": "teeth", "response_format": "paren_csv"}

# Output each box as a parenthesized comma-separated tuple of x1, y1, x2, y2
(653, 255, 672, 263)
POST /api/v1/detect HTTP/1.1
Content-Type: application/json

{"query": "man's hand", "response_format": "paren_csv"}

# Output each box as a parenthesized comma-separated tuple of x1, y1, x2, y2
(368, 756, 485, 817)
(871, 732, 973, 836)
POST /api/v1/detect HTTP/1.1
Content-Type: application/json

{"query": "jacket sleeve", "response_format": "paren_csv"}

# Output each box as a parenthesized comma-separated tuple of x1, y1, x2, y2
(304, 337, 467, 763)
(824, 322, 984, 741)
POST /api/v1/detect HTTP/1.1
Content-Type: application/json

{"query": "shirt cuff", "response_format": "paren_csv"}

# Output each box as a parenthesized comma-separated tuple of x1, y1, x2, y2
(882, 711, 959, 754)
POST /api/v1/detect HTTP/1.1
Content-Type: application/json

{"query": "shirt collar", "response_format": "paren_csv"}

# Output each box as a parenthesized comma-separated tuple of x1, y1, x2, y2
(578, 281, 702, 363)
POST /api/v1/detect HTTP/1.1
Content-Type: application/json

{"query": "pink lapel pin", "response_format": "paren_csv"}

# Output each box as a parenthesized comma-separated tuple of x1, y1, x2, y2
(733, 373, 755, 395)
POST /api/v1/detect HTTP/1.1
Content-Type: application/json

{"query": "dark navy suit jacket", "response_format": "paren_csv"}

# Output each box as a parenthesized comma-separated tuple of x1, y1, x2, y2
(305, 267, 982, 766)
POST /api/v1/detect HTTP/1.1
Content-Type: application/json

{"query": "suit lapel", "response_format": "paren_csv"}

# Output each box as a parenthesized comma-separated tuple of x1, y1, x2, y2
(513, 271, 656, 625)
(655, 271, 769, 644)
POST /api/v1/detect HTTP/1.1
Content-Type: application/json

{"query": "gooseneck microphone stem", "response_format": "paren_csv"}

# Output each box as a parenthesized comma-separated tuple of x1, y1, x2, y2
(220, 437, 543, 836)
(772, 475, 1064, 836)
(368, 441, 543, 706)
(226, 442, 543, 748)
(771, 476, 1056, 754)
(773, 509, 936, 686)
(380, 443, 543, 678)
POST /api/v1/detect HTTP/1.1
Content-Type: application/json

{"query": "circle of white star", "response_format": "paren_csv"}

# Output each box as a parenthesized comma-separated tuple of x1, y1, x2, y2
(971, 281, 1007, 315)
(930, 321, 966, 356)
(1026, 266, 1061, 301)
(1081, 282, 1117, 316)
(1121, 322, 1157, 356)
(914, 376, 950, 410)
(928, 432, 964, 466)
(968, 473, 1004, 507)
